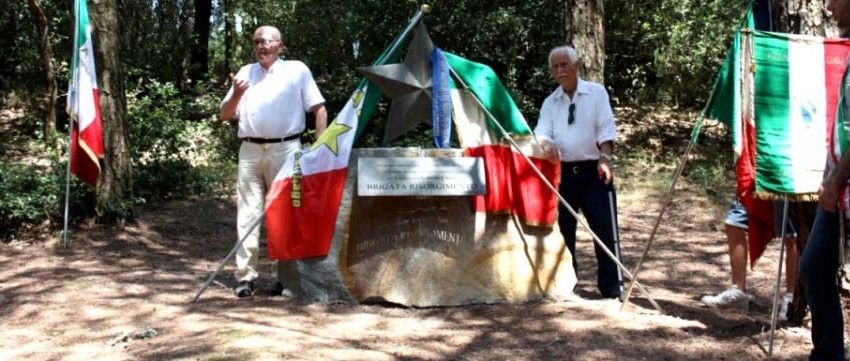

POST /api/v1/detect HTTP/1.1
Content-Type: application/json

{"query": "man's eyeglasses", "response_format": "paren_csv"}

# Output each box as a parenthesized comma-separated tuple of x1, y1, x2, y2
(253, 38, 279, 46)
(568, 103, 576, 125)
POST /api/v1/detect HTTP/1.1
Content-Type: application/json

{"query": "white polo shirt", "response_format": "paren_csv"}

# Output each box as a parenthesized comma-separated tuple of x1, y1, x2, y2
(534, 79, 617, 162)
(221, 59, 325, 139)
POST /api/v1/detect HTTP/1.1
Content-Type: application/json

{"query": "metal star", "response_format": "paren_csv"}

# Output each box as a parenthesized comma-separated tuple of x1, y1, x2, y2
(357, 22, 434, 145)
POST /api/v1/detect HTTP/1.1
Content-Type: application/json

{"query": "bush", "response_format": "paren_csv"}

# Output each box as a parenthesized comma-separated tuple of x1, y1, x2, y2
(0, 160, 93, 241)
(127, 79, 237, 202)
(606, 0, 748, 107)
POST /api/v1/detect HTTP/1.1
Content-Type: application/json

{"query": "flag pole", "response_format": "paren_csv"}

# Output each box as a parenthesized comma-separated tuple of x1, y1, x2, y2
(61, 121, 74, 249)
(62, 0, 81, 249)
(449, 67, 662, 312)
(191, 5, 429, 303)
(381, 5, 429, 65)
(192, 216, 262, 303)
(620, 115, 705, 310)
(767, 195, 790, 358)
(609, 191, 624, 297)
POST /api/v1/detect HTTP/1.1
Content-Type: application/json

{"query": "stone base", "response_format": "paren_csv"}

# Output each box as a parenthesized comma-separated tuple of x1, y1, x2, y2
(278, 148, 575, 306)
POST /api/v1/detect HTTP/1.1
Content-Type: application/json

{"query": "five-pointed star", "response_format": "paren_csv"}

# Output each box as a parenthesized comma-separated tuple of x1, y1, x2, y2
(310, 121, 353, 156)
(357, 22, 434, 145)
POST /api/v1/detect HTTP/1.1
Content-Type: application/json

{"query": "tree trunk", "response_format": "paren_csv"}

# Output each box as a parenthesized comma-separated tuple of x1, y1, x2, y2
(175, 0, 192, 90)
(189, 0, 211, 84)
(564, 0, 605, 83)
(772, 0, 840, 37)
(26, 0, 57, 137)
(89, 0, 134, 224)
(770, 0, 838, 326)
(224, 0, 235, 76)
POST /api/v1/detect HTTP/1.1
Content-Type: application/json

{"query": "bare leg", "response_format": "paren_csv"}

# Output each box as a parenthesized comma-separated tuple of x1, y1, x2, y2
(726, 224, 748, 292)
(700, 223, 750, 308)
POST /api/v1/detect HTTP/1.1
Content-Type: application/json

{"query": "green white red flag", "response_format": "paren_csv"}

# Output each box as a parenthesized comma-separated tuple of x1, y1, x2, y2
(704, 26, 850, 265)
(264, 18, 414, 260)
(748, 31, 849, 196)
(444, 52, 559, 226)
(67, 0, 103, 186)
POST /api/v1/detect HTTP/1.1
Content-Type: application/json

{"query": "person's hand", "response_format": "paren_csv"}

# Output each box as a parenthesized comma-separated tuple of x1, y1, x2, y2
(228, 73, 249, 98)
(597, 157, 613, 185)
(540, 141, 560, 163)
(819, 176, 841, 213)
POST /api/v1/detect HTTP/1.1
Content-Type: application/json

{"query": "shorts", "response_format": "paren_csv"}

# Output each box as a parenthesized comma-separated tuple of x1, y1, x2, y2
(724, 197, 798, 238)
(725, 197, 748, 230)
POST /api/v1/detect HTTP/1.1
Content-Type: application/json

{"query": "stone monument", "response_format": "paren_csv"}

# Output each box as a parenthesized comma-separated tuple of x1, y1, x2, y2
(278, 147, 575, 306)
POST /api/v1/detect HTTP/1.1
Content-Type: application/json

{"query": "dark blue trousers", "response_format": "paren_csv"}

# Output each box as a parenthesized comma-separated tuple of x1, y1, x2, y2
(800, 208, 846, 361)
(558, 161, 622, 297)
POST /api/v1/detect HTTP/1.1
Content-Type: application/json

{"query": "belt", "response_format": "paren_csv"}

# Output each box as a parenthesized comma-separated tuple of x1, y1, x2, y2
(241, 134, 301, 144)
(562, 160, 598, 174)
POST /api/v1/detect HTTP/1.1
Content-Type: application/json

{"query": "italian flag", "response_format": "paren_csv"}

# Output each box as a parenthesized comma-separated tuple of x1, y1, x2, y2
(443, 52, 559, 227)
(67, 0, 103, 186)
(750, 30, 848, 196)
(264, 19, 413, 260)
(704, 27, 850, 265)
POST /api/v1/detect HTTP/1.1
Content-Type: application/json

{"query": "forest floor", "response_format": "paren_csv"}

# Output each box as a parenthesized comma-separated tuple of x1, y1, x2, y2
(0, 106, 832, 360)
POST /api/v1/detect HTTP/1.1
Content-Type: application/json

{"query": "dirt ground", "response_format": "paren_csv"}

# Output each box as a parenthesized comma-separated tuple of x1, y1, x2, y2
(0, 178, 823, 361)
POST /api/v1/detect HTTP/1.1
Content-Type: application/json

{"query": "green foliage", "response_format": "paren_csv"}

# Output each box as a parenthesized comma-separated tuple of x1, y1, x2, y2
(0, 164, 58, 239)
(0, 158, 93, 241)
(607, 0, 749, 107)
(127, 80, 236, 202)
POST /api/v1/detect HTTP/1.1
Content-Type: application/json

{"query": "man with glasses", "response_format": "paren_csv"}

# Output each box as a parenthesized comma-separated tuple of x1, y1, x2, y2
(534, 45, 621, 299)
(219, 25, 327, 298)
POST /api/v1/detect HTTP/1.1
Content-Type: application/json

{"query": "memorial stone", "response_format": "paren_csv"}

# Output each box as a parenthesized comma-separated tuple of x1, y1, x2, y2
(278, 148, 575, 306)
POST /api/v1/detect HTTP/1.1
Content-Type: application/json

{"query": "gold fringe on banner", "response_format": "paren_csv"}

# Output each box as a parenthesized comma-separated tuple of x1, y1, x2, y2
(752, 191, 819, 202)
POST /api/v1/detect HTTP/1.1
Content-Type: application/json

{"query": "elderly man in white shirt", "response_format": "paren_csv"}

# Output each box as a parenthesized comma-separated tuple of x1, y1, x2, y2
(219, 25, 327, 298)
(534, 45, 621, 299)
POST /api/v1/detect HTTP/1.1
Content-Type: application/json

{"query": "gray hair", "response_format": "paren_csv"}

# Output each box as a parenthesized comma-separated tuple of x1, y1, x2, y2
(548, 46, 578, 67)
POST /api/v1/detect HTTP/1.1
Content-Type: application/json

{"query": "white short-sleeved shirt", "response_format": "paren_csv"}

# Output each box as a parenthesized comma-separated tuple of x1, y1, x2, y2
(534, 79, 617, 162)
(221, 59, 325, 139)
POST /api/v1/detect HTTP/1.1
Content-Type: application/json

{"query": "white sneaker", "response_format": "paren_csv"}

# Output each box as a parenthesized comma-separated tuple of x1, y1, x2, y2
(700, 286, 749, 309)
(778, 293, 793, 321)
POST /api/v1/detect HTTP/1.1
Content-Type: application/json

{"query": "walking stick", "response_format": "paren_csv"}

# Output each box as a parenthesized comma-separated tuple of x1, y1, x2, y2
(191, 216, 262, 303)
(767, 196, 790, 358)
(609, 191, 624, 296)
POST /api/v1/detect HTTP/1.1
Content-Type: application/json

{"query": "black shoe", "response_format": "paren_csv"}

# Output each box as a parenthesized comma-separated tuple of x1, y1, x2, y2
(601, 291, 622, 301)
(271, 282, 295, 299)
(271, 281, 284, 296)
(234, 280, 254, 298)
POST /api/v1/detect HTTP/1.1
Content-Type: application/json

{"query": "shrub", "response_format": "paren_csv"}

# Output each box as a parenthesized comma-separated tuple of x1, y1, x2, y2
(0, 160, 93, 241)
(127, 79, 237, 202)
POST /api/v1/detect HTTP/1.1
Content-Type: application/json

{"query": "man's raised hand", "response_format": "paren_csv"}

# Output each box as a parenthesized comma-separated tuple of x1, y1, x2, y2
(229, 73, 249, 97)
